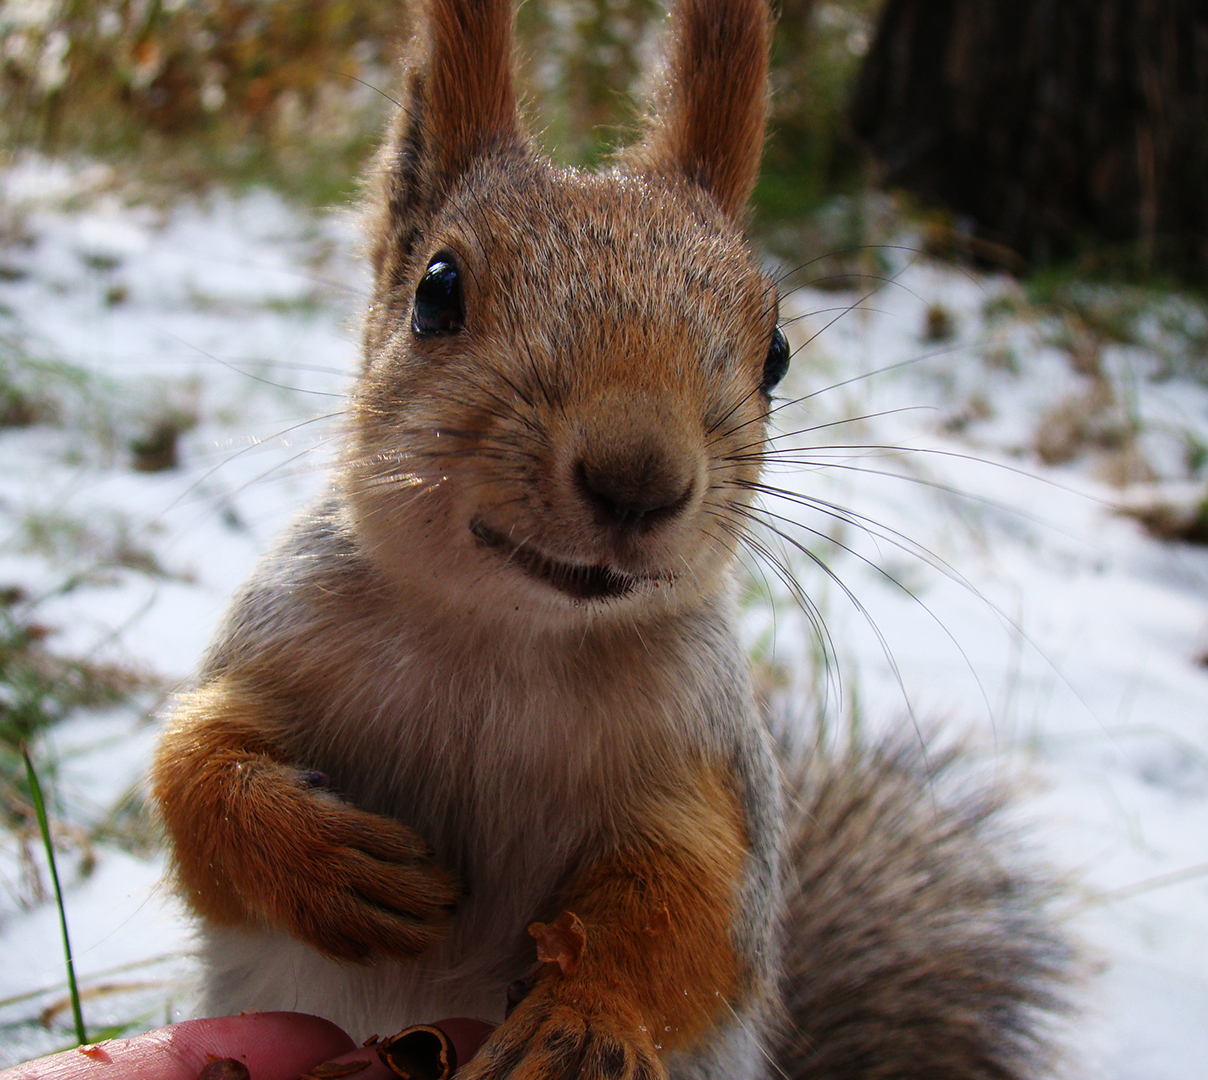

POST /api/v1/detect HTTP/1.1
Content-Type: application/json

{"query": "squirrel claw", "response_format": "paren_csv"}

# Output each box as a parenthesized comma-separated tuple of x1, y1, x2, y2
(239, 771, 461, 962)
(461, 991, 665, 1080)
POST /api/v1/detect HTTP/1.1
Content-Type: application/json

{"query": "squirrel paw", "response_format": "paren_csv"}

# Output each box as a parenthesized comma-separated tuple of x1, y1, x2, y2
(243, 769, 460, 962)
(460, 987, 665, 1080)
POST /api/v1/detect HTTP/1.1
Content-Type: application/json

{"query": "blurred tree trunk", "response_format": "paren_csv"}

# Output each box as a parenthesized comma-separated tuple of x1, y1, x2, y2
(851, 0, 1208, 281)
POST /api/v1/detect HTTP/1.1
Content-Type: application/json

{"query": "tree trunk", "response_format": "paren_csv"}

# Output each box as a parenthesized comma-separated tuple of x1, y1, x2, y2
(852, 0, 1208, 281)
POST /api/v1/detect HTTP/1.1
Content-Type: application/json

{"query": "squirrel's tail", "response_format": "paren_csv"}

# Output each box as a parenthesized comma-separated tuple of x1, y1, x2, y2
(771, 737, 1074, 1080)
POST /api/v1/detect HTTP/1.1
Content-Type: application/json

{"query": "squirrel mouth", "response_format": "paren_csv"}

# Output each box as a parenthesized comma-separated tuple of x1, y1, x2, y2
(470, 519, 646, 602)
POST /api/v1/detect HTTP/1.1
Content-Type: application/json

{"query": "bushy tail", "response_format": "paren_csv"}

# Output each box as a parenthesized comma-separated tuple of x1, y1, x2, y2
(772, 738, 1074, 1080)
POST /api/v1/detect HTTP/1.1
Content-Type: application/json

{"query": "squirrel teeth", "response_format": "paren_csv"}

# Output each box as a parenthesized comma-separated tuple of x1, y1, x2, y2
(469, 518, 648, 602)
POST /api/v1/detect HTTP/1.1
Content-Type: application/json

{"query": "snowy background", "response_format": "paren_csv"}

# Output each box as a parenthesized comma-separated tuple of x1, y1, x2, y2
(0, 159, 1205, 1075)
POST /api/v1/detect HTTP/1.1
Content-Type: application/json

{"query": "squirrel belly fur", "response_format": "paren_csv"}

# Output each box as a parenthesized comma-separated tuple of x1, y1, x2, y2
(151, 0, 1073, 1077)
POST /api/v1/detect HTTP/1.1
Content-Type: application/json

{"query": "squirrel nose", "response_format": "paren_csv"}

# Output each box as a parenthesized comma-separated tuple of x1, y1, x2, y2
(574, 447, 694, 532)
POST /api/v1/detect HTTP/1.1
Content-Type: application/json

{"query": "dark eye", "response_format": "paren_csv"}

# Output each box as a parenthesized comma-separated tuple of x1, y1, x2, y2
(412, 256, 463, 335)
(761, 326, 790, 394)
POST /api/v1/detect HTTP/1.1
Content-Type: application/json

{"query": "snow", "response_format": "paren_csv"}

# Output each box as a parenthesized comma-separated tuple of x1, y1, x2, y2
(0, 158, 1205, 1074)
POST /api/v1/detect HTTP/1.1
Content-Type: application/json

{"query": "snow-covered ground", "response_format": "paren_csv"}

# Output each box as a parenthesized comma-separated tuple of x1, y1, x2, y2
(0, 160, 363, 1062)
(0, 159, 1205, 1075)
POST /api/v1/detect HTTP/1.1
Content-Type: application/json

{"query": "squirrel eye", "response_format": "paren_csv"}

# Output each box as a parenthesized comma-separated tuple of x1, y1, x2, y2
(761, 326, 790, 394)
(412, 257, 463, 335)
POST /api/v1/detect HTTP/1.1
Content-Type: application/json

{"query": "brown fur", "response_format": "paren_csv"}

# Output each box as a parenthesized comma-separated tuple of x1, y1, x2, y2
(463, 770, 749, 1080)
(347, 162, 776, 631)
(153, 676, 460, 960)
(626, 0, 772, 217)
(151, 0, 1072, 1075)
(425, 0, 520, 175)
(363, 0, 526, 344)
(773, 740, 1072, 1080)
(548, 770, 749, 1048)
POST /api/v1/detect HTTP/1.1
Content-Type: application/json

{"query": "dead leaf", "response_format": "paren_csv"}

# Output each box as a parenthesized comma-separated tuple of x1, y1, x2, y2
(378, 1025, 456, 1080)
(529, 910, 587, 978)
(644, 904, 670, 936)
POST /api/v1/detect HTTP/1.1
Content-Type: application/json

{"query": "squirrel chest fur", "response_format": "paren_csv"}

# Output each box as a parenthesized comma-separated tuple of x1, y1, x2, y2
(153, 1, 1070, 1077)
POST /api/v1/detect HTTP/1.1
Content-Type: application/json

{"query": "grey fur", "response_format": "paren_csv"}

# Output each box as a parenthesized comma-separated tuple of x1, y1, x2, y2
(773, 739, 1073, 1080)
(153, 0, 1075, 1074)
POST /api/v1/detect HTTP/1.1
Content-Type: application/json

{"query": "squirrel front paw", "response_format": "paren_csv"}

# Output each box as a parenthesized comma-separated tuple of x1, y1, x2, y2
(459, 984, 666, 1080)
(230, 766, 460, 962)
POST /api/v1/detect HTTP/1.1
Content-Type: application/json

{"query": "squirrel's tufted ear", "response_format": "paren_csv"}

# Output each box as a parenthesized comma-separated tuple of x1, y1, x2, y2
(419, 0, 521, 181)
(367, 0, 522, 284)
(627, 0, 772, 220)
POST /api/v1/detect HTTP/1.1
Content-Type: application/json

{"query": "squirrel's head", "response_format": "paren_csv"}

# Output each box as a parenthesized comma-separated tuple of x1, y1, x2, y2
(344, 0, 787, 630)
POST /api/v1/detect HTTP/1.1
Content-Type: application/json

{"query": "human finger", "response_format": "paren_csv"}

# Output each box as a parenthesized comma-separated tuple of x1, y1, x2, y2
(0, 1011, 356, 1080)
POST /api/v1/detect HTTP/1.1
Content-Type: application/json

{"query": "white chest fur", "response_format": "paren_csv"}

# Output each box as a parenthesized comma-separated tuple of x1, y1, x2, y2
(199, 574, 751, 1038)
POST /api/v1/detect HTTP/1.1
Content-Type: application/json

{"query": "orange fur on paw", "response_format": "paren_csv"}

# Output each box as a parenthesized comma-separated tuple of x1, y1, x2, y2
(461, 768, 748, 1080)
(549, 767, 749, 1049)
(459, 989, 663, 1080)
(152, 677, 459, 961)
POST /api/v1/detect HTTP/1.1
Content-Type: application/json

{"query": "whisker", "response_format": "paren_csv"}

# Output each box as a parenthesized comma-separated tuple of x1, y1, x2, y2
(708, 509, 840, 708)
(729, 501, 929, 757)
(160, 331, 348, 397)
(768, 243, 930, 290)
(754, 455, 1113, 542)
(721, 406, 934, 462)
(779, 304, 894, 326)
(331, 68, 403, 109)
(161, 412, 342, 516)
(745, 492, 998, 729)
(766, 337, 981, 420)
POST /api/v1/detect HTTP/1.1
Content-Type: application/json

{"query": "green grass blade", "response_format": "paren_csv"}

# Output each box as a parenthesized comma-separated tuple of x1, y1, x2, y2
(20, 741, 86, 1046)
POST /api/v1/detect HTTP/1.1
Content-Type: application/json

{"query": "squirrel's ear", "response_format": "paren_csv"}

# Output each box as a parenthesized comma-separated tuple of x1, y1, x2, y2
(626, 0, 772, 219)
(419, 0, 521, 180)
(368, 0, 522, 280)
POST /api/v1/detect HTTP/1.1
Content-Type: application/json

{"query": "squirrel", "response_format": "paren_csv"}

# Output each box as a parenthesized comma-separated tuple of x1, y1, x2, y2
(151, 0, 1072, 1077)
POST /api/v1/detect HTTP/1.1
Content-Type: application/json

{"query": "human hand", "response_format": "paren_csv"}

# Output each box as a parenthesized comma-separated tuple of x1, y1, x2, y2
(0, 1012, 494, 1080)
